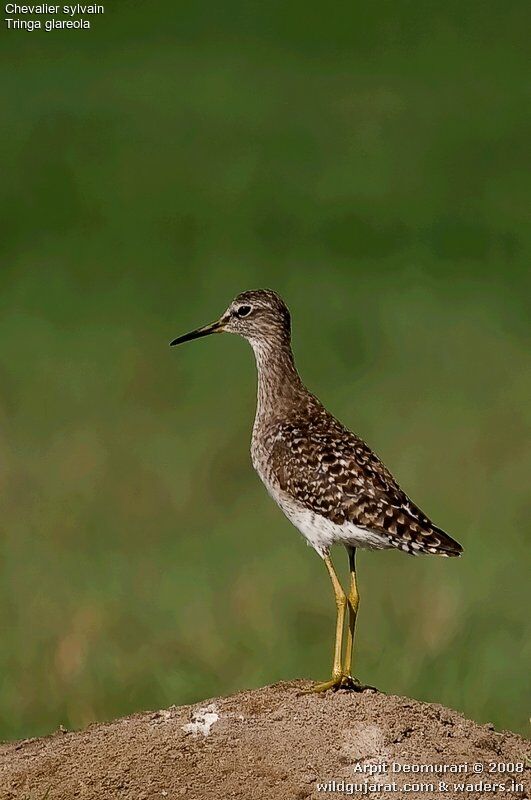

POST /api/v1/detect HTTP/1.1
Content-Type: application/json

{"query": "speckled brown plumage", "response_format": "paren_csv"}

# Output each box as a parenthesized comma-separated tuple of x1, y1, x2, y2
(239, 290, 463, 559)
(263, 413, 461, 557)
(172, 288, 462, 560)
(170, 288, 463, 689)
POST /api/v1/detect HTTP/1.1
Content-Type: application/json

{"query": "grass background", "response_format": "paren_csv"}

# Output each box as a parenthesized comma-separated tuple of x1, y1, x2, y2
(1, 2, 529, 740)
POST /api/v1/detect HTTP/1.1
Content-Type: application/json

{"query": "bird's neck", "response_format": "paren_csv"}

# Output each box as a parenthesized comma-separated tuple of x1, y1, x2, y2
(250, 337, 305, 422)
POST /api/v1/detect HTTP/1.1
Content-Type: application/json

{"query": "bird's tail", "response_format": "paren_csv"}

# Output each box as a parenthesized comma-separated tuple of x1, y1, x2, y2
(428, 524, 463, 557)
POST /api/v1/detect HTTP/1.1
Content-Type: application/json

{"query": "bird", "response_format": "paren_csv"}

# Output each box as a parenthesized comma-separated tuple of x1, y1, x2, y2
(170, 289, 463, 692)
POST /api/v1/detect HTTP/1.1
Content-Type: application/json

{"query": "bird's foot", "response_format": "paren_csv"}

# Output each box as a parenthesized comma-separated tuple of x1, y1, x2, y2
(303, 673, 376, 694)
(340, 674, 377, 692)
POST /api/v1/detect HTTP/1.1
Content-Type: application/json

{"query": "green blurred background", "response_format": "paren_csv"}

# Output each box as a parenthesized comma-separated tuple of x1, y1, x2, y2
(1, 2, 529, 741)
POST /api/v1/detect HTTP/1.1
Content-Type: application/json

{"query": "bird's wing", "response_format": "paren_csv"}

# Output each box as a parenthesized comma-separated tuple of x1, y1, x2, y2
(269, 421, 462, 556)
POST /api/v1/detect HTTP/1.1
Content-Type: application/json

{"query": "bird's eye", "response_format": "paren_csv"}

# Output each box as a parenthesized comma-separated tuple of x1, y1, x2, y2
(236, 305, 252, 318)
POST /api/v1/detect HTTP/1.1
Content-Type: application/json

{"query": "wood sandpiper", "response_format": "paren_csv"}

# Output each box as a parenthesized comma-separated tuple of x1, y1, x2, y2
(170, 289, 463, 692)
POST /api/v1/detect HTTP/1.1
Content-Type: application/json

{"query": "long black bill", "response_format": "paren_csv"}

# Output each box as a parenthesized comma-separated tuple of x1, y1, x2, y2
(169, 320, 222, 347)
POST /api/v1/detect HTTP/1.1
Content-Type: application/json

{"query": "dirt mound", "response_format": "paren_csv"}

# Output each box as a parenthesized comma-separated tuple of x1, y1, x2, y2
(0, 681, 529, 800)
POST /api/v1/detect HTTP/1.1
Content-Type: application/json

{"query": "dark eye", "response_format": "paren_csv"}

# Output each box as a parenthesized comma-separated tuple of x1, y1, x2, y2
(236, 305, 252, 318)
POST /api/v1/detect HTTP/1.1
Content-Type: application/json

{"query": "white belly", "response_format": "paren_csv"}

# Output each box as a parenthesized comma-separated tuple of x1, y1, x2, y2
(273, 488, 390, 558)
(252, 435, 390, 558)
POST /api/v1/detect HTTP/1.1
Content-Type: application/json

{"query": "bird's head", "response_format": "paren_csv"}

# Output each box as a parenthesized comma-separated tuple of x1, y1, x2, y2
(170, 289, 292, 349)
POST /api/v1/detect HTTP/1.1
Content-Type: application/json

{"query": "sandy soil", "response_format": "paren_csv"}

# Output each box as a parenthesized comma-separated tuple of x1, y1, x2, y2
(0, 681, 529, 800)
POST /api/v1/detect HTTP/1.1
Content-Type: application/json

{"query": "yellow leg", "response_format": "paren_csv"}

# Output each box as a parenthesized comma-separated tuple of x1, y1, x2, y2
(325, 555, 347, 680)
(343, 547, 359, 677)
(303, 548, 373, 695)
(306, 555, 347, 693)
(342, 547, 374, 692)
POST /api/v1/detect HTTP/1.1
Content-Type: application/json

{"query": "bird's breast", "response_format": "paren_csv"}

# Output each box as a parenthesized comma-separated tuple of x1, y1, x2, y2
(251, 420, 282, 495)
